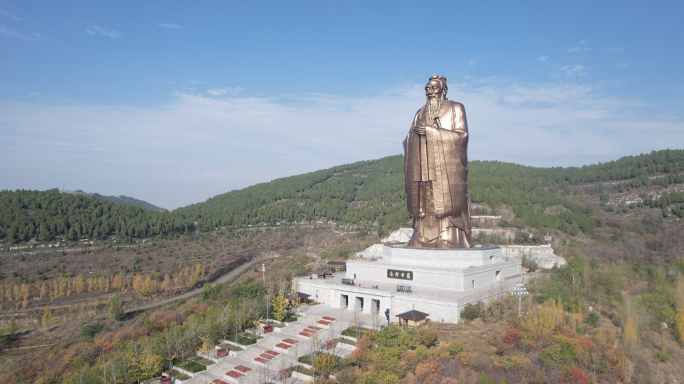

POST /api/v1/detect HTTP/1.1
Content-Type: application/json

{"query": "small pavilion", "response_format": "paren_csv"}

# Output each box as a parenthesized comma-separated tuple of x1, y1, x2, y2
(395, 309, 429, 329)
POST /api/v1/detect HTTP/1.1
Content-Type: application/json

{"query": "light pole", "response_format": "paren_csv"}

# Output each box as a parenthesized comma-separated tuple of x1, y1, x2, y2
(261, 263, 265, 283)
(512, 283, 529, 317)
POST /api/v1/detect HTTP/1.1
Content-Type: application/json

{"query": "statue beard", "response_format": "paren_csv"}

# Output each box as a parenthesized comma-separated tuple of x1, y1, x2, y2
(426, 94, 444, 123)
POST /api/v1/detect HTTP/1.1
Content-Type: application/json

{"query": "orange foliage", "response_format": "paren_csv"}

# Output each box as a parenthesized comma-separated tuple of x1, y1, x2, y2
(415, 360, 436, 379)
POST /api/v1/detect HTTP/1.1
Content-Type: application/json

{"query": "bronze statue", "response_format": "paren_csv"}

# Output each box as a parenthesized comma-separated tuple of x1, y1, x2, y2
(403, 75, 473, 248)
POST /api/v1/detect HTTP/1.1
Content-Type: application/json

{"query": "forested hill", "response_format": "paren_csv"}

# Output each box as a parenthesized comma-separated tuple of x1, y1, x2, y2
(2, 149, 683, 244)
(174, 149, 684, 234)
(0, 190, 191, 243)
(91, 193, 163, 211)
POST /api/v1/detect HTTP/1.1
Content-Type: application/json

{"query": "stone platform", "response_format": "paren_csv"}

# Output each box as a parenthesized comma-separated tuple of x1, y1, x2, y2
(346, 244, 519, 291)
(296, 243, 523, 324)
(383, 243, 503, 268)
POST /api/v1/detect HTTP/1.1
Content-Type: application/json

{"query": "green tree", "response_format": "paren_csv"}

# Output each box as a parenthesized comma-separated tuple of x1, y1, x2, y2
(108, 291, 124, 321)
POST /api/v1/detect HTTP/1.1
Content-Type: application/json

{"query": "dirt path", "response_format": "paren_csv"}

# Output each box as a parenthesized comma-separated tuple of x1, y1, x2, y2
(125, 259, 258, 313)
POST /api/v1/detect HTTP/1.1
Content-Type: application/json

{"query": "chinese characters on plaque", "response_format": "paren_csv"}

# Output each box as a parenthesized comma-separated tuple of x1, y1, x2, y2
(387, 269, 413, 280)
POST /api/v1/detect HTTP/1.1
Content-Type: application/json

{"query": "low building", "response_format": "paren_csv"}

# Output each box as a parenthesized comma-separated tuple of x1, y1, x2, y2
(395, 309, 429, 329)
(327, 261, 347, 271)
(285, 291, 311, 305)
(309, 269, 333, 279)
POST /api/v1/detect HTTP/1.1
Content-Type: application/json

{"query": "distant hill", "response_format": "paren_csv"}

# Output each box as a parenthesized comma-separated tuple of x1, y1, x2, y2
(91, 193, 164, 211)
(174, 149, 684, 235)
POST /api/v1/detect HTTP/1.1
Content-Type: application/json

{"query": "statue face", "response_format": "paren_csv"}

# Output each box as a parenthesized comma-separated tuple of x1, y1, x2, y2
(425, 80, 445, 100)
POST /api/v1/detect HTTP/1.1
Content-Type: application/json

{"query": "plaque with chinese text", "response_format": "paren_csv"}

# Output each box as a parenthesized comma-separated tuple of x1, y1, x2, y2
(387, 269, 413, 280)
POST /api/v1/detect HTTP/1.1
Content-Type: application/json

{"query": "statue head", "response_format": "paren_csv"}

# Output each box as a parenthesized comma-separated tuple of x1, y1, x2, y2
(425, 75, 447, 120)
(425, 75, 447, 100)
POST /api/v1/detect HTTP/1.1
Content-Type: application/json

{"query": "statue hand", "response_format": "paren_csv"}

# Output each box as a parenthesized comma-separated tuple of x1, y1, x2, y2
(413, 122, 427, 135)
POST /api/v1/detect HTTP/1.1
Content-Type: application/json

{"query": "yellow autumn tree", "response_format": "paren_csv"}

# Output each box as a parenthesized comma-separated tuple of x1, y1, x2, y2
(87, 277, 96, 292)
(58, 278, 67, 297)
(622, 316, 637, 351)
(133, 274, 144, 293)
(526, 297, 564, 336)
(173, 275, 181, 288)
(112, 275, 123, 290)
(160, 275, 170, 292)
(143, 275, 157, 296)
(73, 275, 85, 294)
(51, 280, 60, 299)
(39, 282, 47, 299)
(13, 284, 20, 302)
(41, 306, 55, 328)
(20, 283, 29, 302)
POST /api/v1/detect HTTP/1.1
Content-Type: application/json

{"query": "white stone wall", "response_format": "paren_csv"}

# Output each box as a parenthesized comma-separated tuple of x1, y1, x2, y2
(500, 245, 566, 269)
(345, 260, 519, 291)
(392, 295, 462, 324)
(383, 245, 502, 268)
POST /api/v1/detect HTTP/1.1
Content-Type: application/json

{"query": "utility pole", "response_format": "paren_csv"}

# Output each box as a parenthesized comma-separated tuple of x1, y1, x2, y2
(261, 263, 266, 283)
(512, 283, 529, 317)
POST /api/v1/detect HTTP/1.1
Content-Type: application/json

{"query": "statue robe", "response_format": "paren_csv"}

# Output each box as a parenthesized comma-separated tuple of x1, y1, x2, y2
(403, 99, 471, 234)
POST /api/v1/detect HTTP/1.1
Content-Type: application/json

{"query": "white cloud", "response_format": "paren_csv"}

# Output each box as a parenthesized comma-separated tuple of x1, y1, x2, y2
(0, 26, 29, 39)
(86, 24, 122, 38)
(468, 60, 476, 66)
(538, 56, 548, 62)
(0, 9, 21, 21)
(207, 87, 243, 96)
(187, 80, 209, 85)
(158, 24, 182, 29)
(559, 64, 587, 77)
(606, 46, 623, 53)
(1, 80, 682, 209)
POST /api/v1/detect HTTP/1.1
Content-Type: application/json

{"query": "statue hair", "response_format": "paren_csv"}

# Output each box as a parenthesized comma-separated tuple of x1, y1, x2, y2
(428, 75, 448, 92)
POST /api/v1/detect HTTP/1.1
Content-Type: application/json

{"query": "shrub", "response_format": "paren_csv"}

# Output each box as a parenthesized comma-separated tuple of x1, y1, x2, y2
(461, 303, 479, 321)
(585, 312, 599, 327)
(81, 322, 103, 338)
(503, 328, 523, 343)
(416, 328, 438, 347)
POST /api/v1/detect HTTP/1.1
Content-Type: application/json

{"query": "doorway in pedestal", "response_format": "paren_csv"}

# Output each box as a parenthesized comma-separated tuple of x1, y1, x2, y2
(371, 299, 380, 313)
(355, 297, 364, 310)
(341, 294, 348, 308)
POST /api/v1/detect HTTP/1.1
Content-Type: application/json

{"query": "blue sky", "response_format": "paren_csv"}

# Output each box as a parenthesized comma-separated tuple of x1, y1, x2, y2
(1, 1, 683, 209)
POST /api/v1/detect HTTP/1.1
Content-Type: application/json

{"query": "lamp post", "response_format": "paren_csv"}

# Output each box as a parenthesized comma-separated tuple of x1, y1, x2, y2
(261, 263, 265, 283)
(512, 283, 529, 317)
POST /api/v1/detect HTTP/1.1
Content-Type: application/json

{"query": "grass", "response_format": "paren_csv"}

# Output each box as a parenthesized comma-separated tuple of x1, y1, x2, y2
(225, 332, 263, 345)
(218, 343, 243, 351)
(341, 327, 366, 338)
(298, 355, 313, 365)
(165, 370, 191, 381)
(178, 359, 205, 373)
(306, 301, 321, 306)
(338, 337, 356, 346)
(283, 316, 299, 323)
(190, 356, 216, 366)
(293, 365, 315, 376)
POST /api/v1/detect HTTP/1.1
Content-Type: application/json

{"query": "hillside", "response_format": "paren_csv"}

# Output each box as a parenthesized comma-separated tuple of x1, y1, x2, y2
(91, 193, 164, 211)
(2, 149, 684, 246)
(174, 149, 684, 236)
